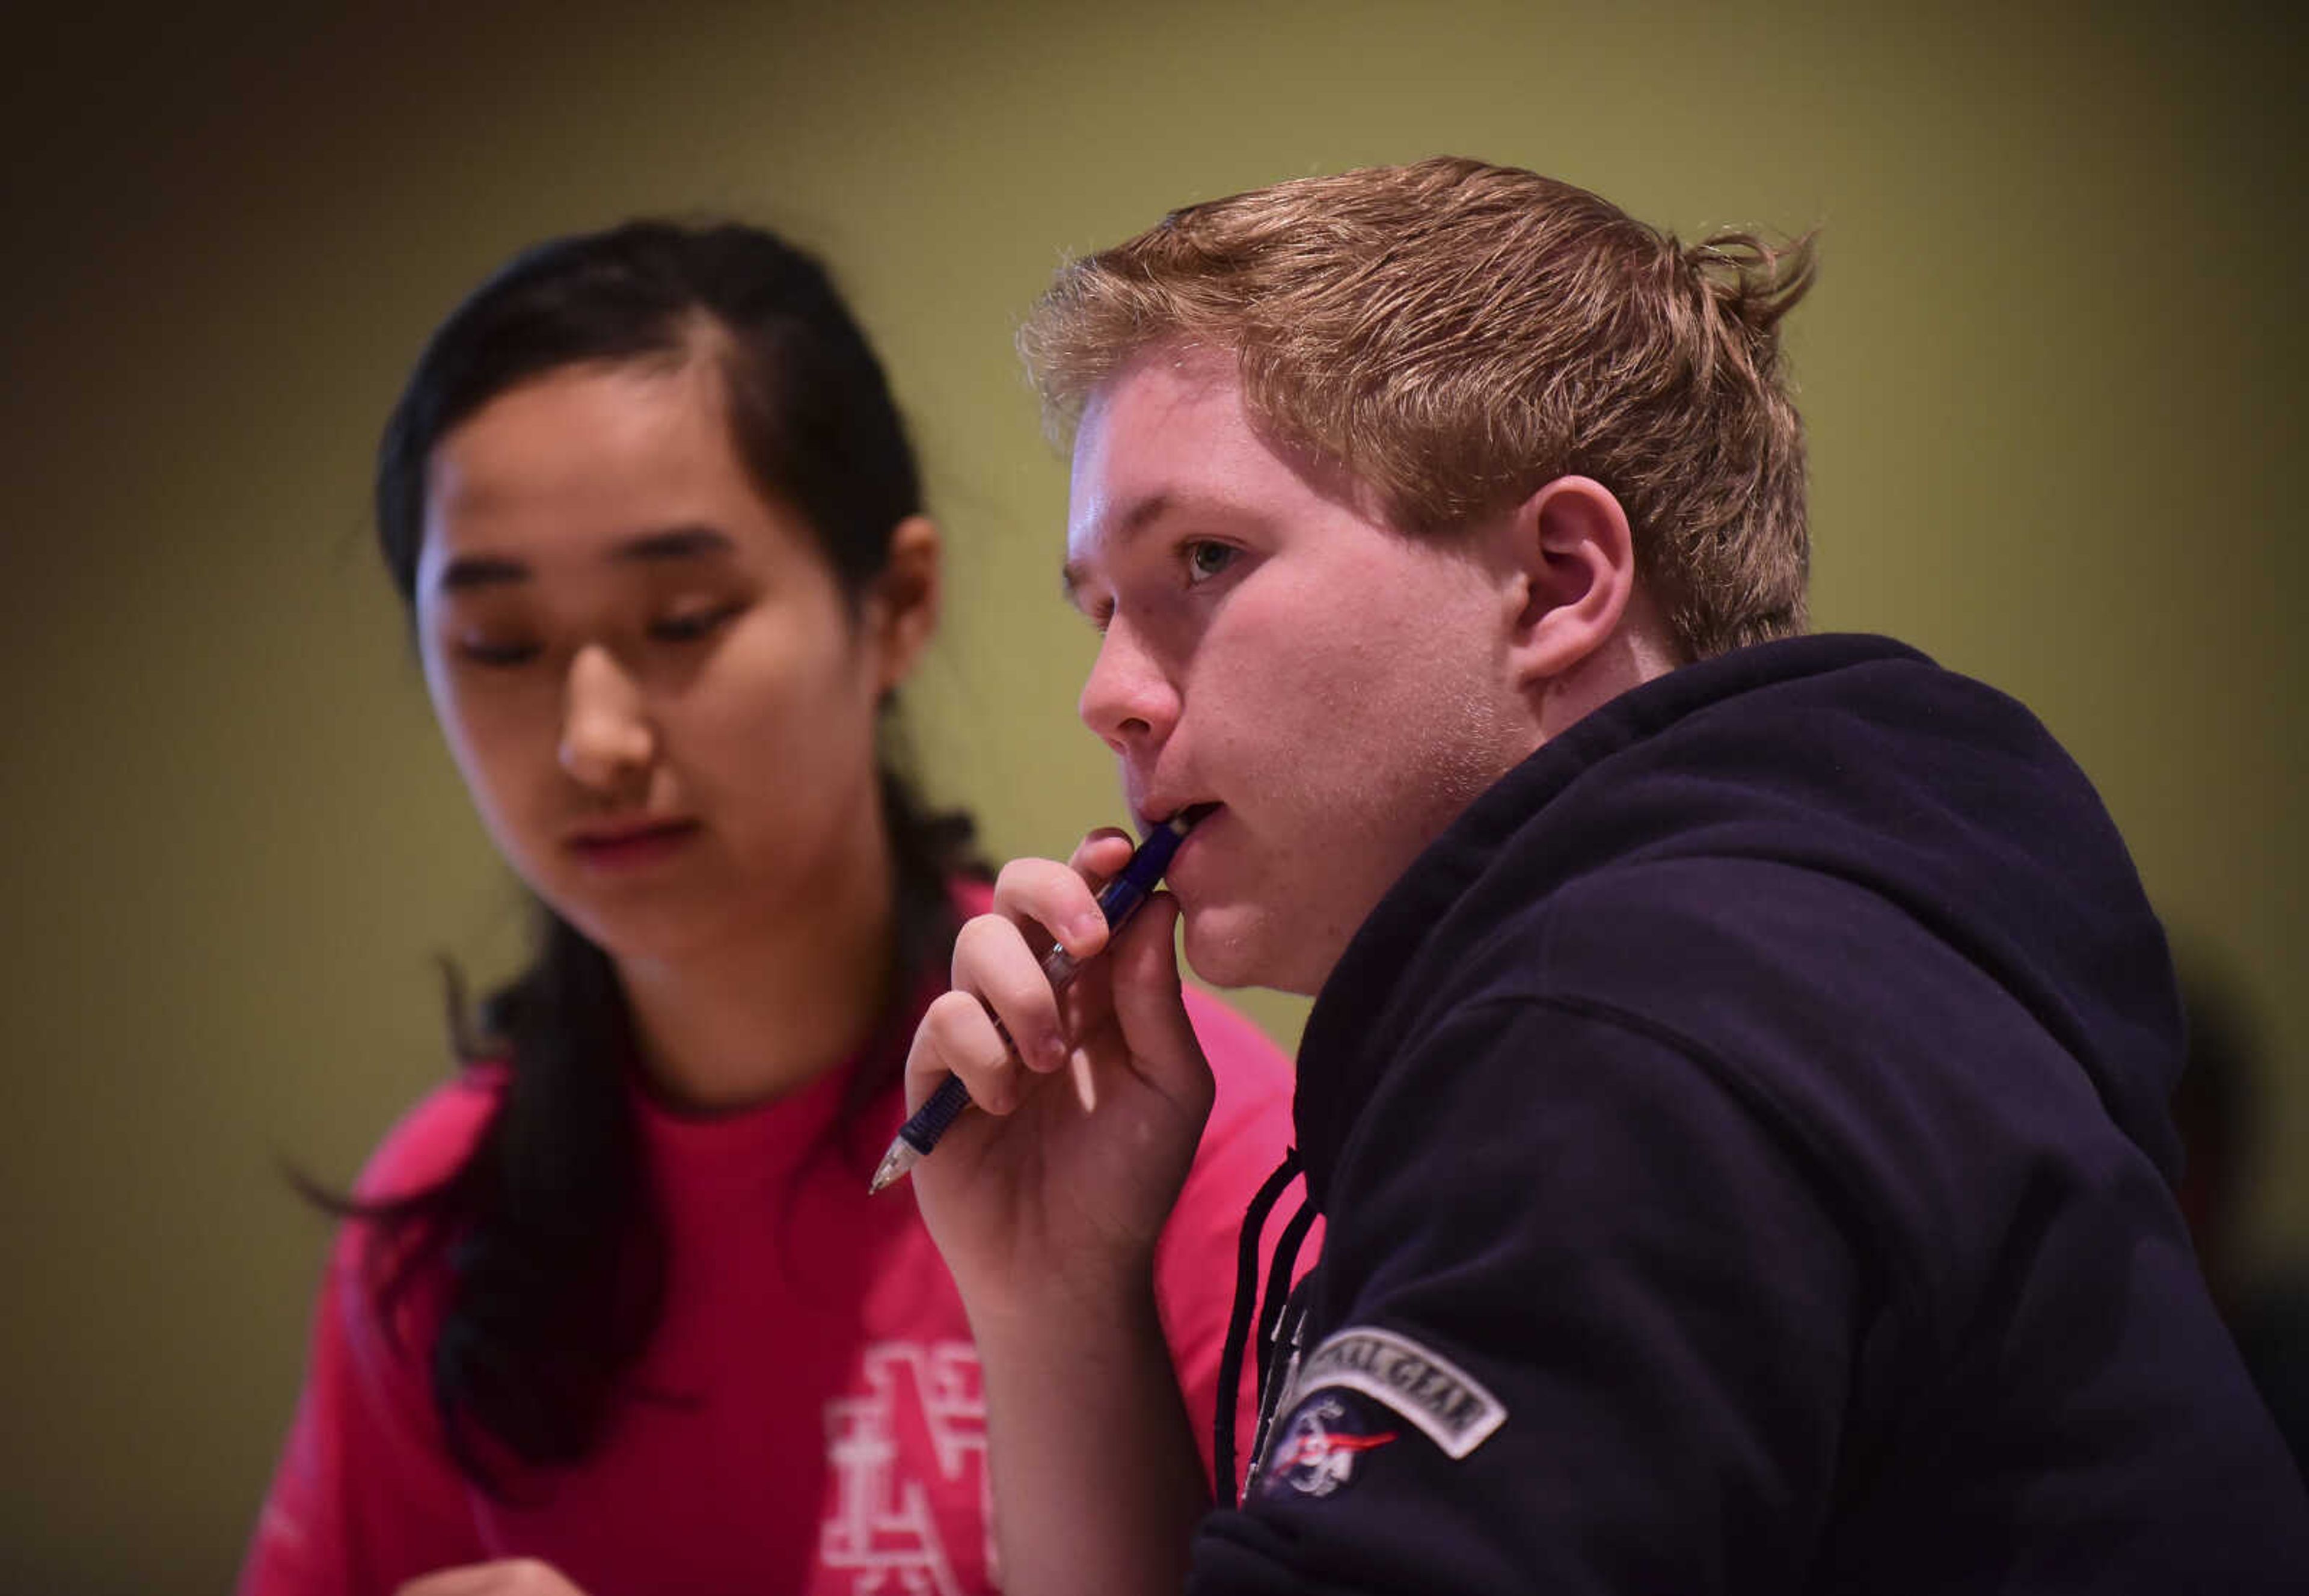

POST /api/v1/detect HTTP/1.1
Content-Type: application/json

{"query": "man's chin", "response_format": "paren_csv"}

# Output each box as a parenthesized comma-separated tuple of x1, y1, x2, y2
(1180, 905, 1289, 993)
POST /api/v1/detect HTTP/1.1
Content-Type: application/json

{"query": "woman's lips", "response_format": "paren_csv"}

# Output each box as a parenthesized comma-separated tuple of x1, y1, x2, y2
(566, 819, 701, 871)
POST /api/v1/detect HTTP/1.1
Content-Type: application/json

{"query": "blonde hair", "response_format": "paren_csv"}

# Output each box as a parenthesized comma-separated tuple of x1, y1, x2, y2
(1020, 156, 1817, 660)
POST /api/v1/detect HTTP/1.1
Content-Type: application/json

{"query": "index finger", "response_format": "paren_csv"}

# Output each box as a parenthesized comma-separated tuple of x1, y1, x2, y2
(1066, 826, 1138, 881)
(988, 829, 1136, 964)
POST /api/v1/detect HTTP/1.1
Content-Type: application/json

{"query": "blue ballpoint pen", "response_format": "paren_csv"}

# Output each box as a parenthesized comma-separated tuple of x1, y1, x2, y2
(868, 808, 1203, 1194)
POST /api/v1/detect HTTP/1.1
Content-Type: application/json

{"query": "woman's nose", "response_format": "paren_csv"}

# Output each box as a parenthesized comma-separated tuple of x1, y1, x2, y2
(558, 643, 655, 791)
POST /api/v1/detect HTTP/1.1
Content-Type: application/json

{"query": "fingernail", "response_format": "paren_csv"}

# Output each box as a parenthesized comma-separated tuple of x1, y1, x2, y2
(1043, 1033, 1070, 1071)
(1071, 912, 1106, 946)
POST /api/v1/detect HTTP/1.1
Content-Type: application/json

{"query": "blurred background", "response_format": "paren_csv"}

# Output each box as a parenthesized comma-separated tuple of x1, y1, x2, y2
(3, 0, 2301, 1586)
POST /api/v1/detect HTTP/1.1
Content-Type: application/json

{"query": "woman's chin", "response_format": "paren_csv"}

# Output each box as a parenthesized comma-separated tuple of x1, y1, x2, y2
(550, 894, 719, 968)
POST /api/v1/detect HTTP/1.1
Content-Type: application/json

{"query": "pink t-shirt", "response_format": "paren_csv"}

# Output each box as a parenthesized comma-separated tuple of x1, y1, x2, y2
(241, 968, 1302, 1595)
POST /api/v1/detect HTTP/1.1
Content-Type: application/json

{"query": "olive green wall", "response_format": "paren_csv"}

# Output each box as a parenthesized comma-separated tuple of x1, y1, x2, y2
(2, 2, 2299, 1586)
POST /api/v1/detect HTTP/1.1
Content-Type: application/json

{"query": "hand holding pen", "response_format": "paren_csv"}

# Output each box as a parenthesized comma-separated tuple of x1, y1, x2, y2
(874, 809, 1204, 1192)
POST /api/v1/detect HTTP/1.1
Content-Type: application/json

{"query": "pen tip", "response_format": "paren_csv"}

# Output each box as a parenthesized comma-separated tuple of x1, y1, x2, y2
(868, 1141, 916, 1195)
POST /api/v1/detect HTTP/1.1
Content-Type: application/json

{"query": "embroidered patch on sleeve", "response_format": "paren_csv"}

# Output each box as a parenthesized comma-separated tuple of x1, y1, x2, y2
(1257, 1393, 1399, 1499)
(1287, 1325, 1506, 1460)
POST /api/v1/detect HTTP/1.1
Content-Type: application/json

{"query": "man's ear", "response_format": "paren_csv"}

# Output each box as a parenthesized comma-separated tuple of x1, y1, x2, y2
(1499, 476, 1636, 689)
(867, 514, 941, 693)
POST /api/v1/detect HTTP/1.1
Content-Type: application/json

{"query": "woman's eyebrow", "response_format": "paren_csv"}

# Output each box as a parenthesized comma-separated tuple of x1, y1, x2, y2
(434, 526, 737, 595)
(610, 525, 735, 564)
(435, 554, 529, 593)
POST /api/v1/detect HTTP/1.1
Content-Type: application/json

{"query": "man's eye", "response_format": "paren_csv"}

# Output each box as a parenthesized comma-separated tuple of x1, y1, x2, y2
(1184, 541, 1239, 583)
(650, 604, 740, 644)
(458, 637, 541, 667)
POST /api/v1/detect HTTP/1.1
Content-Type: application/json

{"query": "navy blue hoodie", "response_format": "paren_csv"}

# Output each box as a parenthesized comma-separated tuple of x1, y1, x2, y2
(1191, 634, 2309, 1593)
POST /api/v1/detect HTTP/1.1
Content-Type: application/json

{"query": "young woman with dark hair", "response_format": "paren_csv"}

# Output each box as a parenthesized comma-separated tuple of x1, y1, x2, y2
(239, 220, 1298, 1596)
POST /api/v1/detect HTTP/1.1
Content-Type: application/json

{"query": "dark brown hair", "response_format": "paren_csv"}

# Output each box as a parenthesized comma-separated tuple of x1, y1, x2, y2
(355, 219, 977, 1489)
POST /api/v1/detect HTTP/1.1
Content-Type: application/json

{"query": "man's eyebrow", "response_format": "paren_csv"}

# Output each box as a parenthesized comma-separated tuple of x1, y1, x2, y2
(1060, 493, 1177, 610)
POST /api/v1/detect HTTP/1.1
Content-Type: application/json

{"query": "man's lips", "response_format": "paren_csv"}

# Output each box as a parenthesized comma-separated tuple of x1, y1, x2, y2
(1149, 802, 1222, 883)
(1138, 799, 1222, 833)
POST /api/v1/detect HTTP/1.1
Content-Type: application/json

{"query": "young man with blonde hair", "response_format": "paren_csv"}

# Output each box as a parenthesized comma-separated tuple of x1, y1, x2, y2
(904, 158, 2309, 1593)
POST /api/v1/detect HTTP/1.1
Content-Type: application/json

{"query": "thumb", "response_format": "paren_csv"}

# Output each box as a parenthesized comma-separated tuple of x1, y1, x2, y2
(1105, 893, 1215, 1114)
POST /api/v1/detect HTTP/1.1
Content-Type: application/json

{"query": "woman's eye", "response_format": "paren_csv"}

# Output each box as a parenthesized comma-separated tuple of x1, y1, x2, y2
(458, 637, 541, 668)
(1183, 541, 1239, 584)
(650, 604, 740, 644)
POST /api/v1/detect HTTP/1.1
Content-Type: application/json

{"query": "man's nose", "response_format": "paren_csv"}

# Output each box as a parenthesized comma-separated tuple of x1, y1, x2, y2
(558, 643, 655, 791)
(1078, 617, 1180, 756)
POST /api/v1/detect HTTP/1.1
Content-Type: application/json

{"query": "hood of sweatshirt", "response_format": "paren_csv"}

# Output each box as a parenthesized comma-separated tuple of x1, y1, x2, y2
(1292, 633, 2183, 1213)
